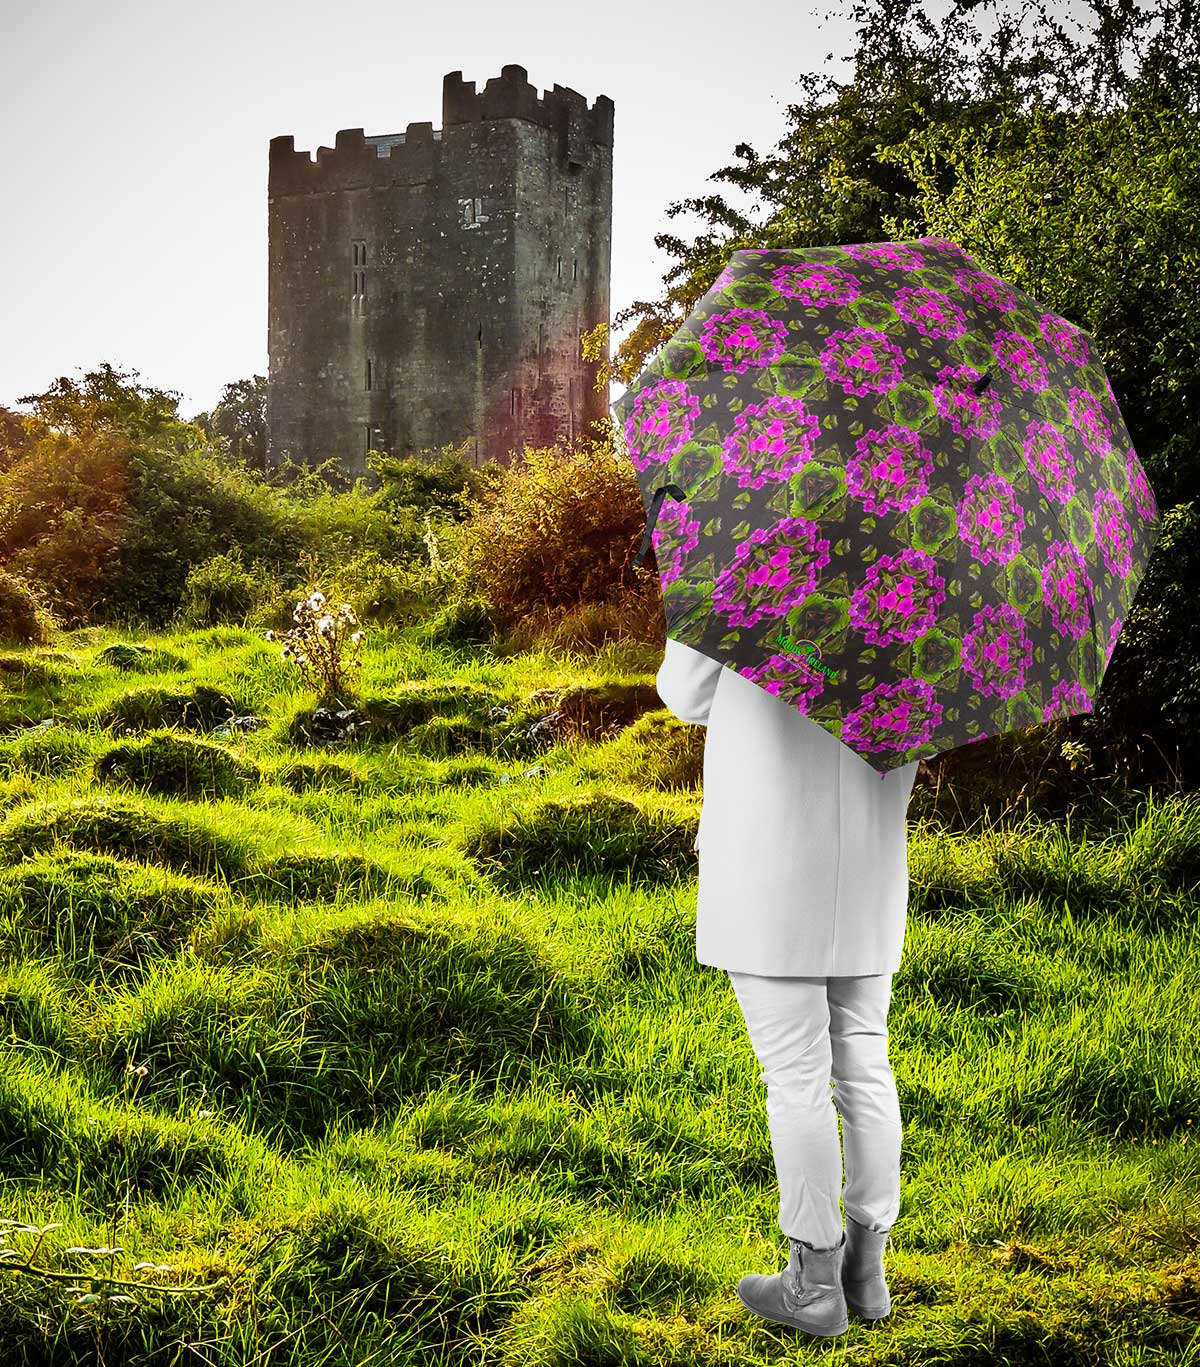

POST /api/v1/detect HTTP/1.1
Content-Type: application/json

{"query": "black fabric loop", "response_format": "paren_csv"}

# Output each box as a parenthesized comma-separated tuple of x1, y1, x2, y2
(633, 482, 688, 567)
(973, 368, 993, 394)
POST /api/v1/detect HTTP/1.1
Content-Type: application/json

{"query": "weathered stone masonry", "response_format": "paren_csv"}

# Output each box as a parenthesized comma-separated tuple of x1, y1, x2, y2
(266, 64, 614, 479)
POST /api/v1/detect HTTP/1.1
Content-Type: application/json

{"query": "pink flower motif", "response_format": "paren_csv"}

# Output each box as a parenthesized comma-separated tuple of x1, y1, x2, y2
(993, 329, 1050, 395)
(961, 603, 1034, 700)
(711, 516, 831, 628)
(1021, 422, 1076, 504)
(1093, 488, 1134, 578)
(739, 652, 826, 711)
(848, 548, 947, 646)
(1069, 387, 1113, 458)
(650, 501, 701, 586)
(893, 286, 968, 340)
(698, 307, 789, 374)
(1042, 677, 1093, 723)
(932, 364, 1002, 440)
(624, 379, 700, 471)
(1040, 313, 1093, 367)
(956, 473, 1026, 568)
(722, 396, 821, 490)
(842, 677, 944, 756)
(820, 328, 906, 397)
(843, 242, 926, 272)
(1125, 448, 1158, 522)
(771, 262, 860, 308)
(953, 267, 1019, 313)
(845, 426, 935, 516)
(1041, 540, 1095, 641)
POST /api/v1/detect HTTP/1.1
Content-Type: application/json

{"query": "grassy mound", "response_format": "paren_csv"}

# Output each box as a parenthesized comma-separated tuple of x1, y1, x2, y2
(586, 710, 705, 790)
(84, 913, 594, 1144)
(92, 684, 240, 734)
(525, 681, 663, 740)
(460, 790, 697, 889)
(97, 642, 189, 673)
(0, 728, 93, 777)
(276, 758, 364, 793)
(95, 730, 260, 799)
(0, 797, 246, 878)
(242, 851, 420, 902)
(0, 851, 218, 980)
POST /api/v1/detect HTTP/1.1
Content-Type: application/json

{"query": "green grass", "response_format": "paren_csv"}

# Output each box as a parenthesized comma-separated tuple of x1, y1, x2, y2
(0, 621, 1196, 1364)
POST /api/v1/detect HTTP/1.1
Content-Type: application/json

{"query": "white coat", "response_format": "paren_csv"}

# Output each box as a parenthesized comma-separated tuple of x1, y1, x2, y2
(654, 637, 922, 977)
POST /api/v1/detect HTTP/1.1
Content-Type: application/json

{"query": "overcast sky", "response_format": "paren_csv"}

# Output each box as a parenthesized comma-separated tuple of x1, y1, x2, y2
(2, 0, 1078, 422)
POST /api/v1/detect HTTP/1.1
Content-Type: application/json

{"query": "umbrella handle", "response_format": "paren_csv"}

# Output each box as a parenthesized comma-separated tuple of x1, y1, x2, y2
(633, 483, 688, 568)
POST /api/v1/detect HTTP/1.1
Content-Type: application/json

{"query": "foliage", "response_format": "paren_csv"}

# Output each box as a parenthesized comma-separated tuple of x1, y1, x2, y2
(0, 568, 56, 644)
(267, 590, 365, 700)
(368, 441, 500, 520)
(451, 435, 662, 638)
(181, 550, 276, 626)
(190, 375, 268, 472)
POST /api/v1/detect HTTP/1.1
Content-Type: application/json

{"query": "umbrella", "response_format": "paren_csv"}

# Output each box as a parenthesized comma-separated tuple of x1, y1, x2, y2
(613, 238, 1162, 778)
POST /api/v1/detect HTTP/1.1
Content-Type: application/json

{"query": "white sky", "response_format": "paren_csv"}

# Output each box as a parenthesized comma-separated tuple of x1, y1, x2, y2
(2, 0, 1097, 422)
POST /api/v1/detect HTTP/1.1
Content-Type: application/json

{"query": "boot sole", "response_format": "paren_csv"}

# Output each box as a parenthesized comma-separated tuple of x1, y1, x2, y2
(735, 1286, 849, 1336)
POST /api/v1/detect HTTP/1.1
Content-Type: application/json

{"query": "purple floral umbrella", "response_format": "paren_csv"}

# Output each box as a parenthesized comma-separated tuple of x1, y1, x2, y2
(613, 239, 1162, 778)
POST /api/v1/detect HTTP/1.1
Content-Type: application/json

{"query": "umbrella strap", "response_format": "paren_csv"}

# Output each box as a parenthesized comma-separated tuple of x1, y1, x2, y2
(973, 368, 992, 394)
(633, 483, 688, 567)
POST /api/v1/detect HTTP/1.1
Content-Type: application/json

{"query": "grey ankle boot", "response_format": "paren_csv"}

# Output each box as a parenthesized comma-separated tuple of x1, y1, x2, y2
(842, 1213, 892, 1319)
(736, 1231, 849, 1337)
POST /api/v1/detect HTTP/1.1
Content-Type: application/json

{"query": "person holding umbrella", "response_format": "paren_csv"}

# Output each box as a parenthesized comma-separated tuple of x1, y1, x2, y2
(655, 635, 919, 1336)
(616, 239, 1160, 1336)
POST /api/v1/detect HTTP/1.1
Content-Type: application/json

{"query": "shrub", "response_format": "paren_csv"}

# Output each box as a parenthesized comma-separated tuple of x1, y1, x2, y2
(451, 435, 663, 641)
(412, 594, 496, 649)
(182, 550, 275, 626)
(94, 731, 260, 800)
(0, 569, 56, 645)
(276, 758, 363, 793)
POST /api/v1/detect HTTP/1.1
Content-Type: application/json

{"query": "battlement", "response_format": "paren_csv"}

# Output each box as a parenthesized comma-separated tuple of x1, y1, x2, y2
(269, 64, 613, 196)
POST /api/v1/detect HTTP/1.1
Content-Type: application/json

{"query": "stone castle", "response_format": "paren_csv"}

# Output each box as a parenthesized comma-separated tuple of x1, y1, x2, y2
(266, 65, 614, 478)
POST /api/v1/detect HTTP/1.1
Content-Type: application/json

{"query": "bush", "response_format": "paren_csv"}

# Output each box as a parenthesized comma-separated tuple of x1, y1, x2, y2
(588, 710, 706, 790)
(182, 550, 276, 626)
(0, 569, 56, 645)
(97, 642, 188, 673)
(451, 436, 663, 643)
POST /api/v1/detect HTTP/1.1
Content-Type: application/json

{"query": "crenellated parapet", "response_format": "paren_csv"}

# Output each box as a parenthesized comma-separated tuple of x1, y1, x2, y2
(269, 64, 613, 196)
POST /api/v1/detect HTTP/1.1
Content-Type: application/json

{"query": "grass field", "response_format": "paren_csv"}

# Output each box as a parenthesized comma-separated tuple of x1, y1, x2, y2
(0, 623, 1197, 1365)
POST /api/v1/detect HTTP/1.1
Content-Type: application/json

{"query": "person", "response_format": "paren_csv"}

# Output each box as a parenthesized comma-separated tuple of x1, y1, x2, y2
(654, 636, 921, 1338)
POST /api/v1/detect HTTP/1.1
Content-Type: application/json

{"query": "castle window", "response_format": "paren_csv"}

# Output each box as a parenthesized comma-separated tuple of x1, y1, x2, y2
(511, 388, 517, 416)
(573, 257, 577, 281)
(459, 197, 486, 228)
(351, 239, 367, 316)
(364, 425, 372, 456)
(365, 358, 372, 391)
(556, 254, 562, 279)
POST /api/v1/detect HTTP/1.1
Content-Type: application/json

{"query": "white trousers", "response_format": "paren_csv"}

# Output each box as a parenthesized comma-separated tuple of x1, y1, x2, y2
(727, 971, 902, 1249)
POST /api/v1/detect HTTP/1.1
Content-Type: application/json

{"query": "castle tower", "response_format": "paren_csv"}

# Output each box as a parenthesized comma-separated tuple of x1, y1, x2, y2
(266, 65, 614, 478)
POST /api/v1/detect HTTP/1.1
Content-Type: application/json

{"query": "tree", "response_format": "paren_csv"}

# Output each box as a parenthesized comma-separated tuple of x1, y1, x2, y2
(193, 375, 269, 471)
(16, 361, 198, 445)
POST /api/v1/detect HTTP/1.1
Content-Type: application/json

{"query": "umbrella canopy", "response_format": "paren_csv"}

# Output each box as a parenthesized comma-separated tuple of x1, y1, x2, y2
(613, 238, 1162, 777)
